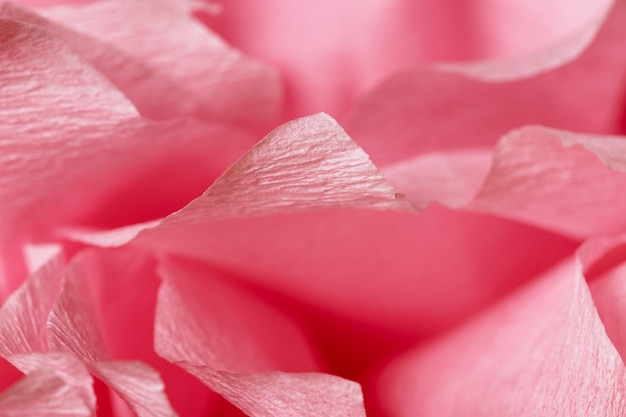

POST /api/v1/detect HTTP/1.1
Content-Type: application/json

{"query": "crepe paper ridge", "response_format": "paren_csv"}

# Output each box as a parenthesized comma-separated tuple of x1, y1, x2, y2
(47, 266, 110, 364)
(0, 2, 204, 121)
(154, 258, 364, 416)
(93, 361, 178, 417)
(0, 251, 96, 413)
(0, 16, 136, 225)
(0, 16, 136, 122)
(179, 365, 366, 417)
(6, 351, 96, 413)
(375, 252, 626, 417)
(38, 0, 283, 127)
(344, 0, 626, 167)
(467, 126, 626, 238)
(0, 253, 64, 356)
(149, 113, 411, 226)
(0, 368, 91, 417)
(0, 12, 257, 284)
(47, 254, 178, 417)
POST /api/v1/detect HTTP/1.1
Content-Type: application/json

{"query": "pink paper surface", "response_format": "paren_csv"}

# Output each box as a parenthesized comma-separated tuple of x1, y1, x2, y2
(374, 250, 626, 416)
(2, 0, 626, 416)
(468, 127, 626, 238)
(132, 114, 577, 337)
(344, 0, 626, 166)
(155, 257, 365, 417)
(0, 369, 91, 417)
(203, 0, 612, 118)
(46, 250, 186, 417)
(0, 15, 256, 292)
(36, 0, 282, 128)
(58, 249, 215, 417)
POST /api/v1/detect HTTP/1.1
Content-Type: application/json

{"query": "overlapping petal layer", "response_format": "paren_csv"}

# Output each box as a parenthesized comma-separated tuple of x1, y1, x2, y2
(155, 258, 365, 417)
(36, 0, 282, 127)
(0, 15, 256, 293)
(0, 369, 91, 417)
(345, 0, 626, 166)
(129, 114, 576, 338)
(469, 127, 626, 238)
(374, 247, 626, 417)
(204, 0, 612, 117)
(385, 126, 626, 239)
(2, 1, 626, 416)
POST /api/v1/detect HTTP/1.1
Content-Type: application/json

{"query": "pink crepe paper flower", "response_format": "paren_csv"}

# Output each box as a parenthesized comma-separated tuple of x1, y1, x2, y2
(1, 0, 626, 416)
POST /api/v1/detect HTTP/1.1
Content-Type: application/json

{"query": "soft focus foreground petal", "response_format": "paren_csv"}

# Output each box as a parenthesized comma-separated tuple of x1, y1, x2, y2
(48, 251, 178, 417)
(54, 248, 212, 417)
(148, 113, 411, 219)
(0, 2, 201, 121)
(0, 369, 91, 417)
(345, 0, 626, 166)
(204, 0, 610, 117)
(374, 256, 626, 417)
(0, 17, 256, 292)
(38, 0, 282, 128)
(0, 358, 21, 394)
(136, 114, 576, 336)
(155, 258, 364, 417)
(468, 127, 626, 238)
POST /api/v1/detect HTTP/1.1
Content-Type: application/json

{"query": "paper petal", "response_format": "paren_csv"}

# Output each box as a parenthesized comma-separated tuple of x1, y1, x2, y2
(374, 255, 626, 416)
(181, 366, 366, 417)
(7, 352, 96, 412)
(38, 0, 282, 127)
(0, 369, 91, 417)
(147, 113, 411, 221)
(155, 258, 319, 373)
(47, 261, 109, 363)
(133, 115, 575, 335)
(0, 2, 202, 121)
(0, 17, 256, 286)
(0, 253, 63, 355)
(48, 251, 178, 417)
(381, 149, 493, 209)
(93, 361, 176, 417)
(155, 258, 365, 417)
(205, 0, 610, 117)
(468, 126, 626, 238)
(345, 0, 626, 166)
(581, 235, 626, 367)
